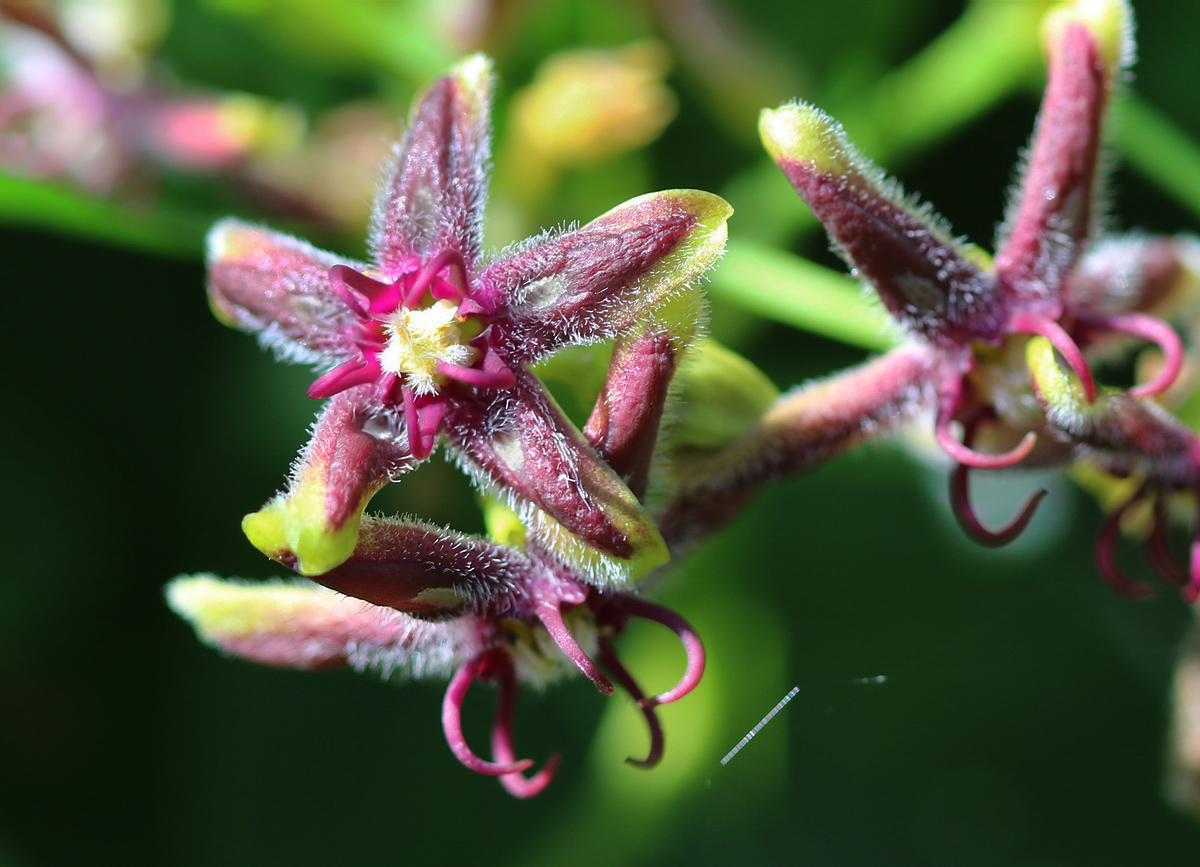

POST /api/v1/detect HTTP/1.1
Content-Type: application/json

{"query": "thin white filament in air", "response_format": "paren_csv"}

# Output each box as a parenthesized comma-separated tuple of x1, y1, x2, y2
(719, 686, 800, 766)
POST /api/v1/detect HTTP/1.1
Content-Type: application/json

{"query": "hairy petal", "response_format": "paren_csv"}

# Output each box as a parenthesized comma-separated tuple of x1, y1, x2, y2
(760, 102, 999, 347)
(243, 389, 413, 576)
(206, 218, 367, 364)
(994, 0, 1130, 310)
(584, 289, 704, 498)
(446, 369, 668, 586)
(165, 575, 474, 677)
(482, 190, 730, 363)
(370, 54, 492, 277)
(313, 516, 536, 620)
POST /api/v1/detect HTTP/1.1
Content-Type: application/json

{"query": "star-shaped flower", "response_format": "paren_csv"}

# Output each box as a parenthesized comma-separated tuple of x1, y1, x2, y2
(171, 254, 711, 798)
(209, 54, 730, 580)
(757, 0, 1200, 597)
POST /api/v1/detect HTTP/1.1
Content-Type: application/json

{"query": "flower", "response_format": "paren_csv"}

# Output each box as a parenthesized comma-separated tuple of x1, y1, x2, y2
(173, 53, 728, 797)
(757, 0, 1200, 598)
(208, 54, 731, 580)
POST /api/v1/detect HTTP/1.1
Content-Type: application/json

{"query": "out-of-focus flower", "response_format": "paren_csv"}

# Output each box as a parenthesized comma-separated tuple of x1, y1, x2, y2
(172, 54, 729, 796)
(0, 2, 302, 194)
(509, 41, 677, 169)
(247, 101, 402, 232)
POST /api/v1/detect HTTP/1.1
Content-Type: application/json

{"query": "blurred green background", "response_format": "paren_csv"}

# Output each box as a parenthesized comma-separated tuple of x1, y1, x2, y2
(4, 0, 1200, 864)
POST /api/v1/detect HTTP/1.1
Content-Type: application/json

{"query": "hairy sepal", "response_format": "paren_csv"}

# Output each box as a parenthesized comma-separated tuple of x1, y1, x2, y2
(446, 370, 668, 586)
(370, 55, 492, 277)
(166, 575, 476, 679)
(312, 515, 534, 620)
(242, 389, 412, 576)
(759, 103, 999, 347)
(482, 190, 731, 364)
(206, 219, 367, 365)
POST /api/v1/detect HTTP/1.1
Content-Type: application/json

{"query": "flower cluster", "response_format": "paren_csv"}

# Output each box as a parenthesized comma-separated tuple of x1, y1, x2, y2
(170, 0, 1200, 799)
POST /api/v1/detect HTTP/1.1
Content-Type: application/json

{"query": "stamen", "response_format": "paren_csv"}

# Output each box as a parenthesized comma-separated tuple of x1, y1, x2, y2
(442, 654, 536, 777)
(534, 597, 614, 695)
(950, 462, 1048, 548)
(596, 636, 664, 768)
(935, 376, 1037, 469)
(490, 654, 560, 798)
(1081, 312, 1184, 399)
(1094, 491, 1156, 599)
(1009, 313, 1097, 403)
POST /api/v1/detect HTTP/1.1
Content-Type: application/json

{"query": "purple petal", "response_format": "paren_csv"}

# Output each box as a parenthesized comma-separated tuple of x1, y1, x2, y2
(166, 575, 475, 677)
(369, 55, 492, 278)
(242, 388, 414, 576)
(312, 516, 536, 620)
(583, 325, 679, 499)
(444, 369, 667, 583)
(994, 15, 1122, 310)
(481, 190, 730, 363)
(206, 218, 367, 364)
(760, 104, 1000, 347)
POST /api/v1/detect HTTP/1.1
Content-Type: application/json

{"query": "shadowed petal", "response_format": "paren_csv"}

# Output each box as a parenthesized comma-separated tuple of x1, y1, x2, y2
(481, 190, 730, 363)
(207, 218, 367, 364)
(313, 516, 536, 620)
(166, 575, 474, 676)
(370, 54, 492, 277)
(584, 290, 703, 498)
(243, 388, 414, 576)
(760, 102, 999, 347)
(445, 369, 668, 586)
(994, 0, 1130, 310)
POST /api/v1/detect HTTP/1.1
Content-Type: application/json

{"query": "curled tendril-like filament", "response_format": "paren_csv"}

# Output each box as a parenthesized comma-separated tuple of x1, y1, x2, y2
(442, 651, 536, 777)
(947, 414, 1047, 547)
(534, 594, 614, 695)
(597, 596, 706, 708)
(595, 635, 665, 768)
(489, 653, 561, 798)
(1093, 487, 1156, 600)
(935, 374, 1036, 470)
(1076, 311, 1185, 400)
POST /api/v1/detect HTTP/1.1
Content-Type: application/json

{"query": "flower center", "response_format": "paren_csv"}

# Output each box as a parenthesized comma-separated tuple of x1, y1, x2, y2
(379, 298, 478, 395)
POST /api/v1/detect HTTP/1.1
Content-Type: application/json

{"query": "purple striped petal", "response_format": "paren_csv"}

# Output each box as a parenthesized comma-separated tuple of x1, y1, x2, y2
(445, 369, 668, 585)
(480, 190, 730, 363)
(369, 55, 492, 278)
(166, 575, 476, 677)
(760, 103, 999, 348)
(313, 517, 536, 620)
(994, 6, 1128, 312)
(206, 218, 367, 365)
(243, 388, 413, 576)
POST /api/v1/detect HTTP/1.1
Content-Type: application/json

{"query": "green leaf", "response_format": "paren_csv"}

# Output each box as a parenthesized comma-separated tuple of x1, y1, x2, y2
(1115, 96, 1200, 223)
(709, 239, 894, 352)
(0, 174, 207, 257)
